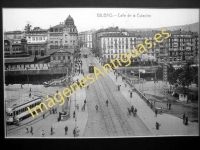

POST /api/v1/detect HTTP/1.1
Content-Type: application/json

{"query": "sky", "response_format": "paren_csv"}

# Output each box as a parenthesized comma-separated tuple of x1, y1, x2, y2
(3, 8, 199, 32)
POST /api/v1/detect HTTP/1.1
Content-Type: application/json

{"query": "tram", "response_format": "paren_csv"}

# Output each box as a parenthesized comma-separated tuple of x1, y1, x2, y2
(89, 63, 94, 73)
(6, 96, 43, 125)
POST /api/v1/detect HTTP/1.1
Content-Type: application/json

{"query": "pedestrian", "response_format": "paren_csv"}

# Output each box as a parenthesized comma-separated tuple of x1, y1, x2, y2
(84, 99, 87, 105)
(166, 102, 168, 109)
(130, 92, 132, 98)
(155, 122, 161, 130)
(41, 130, 45, 137)
(26, 125, 29, 133)
(55, 107, 57, 114)
(21, 84, 23, 89)
(134, 108, 137, 115)
(77, 104, 79, 111)
(65, 125, 68, 135)
(73, 111, 75, 118)
(131, 105, 134, 114)
(49, 108, 52, 114)
(73, 128, 76, 137)
(95, 105, 98, 112)
(29, 93, 31, 98)
(51, 126, 54, 135)
(155, 109, 158, 117)
(30, 87, 31, 92)
(43, 114, 45, 119)
(160, 107, 163, 115)
(106, 100, 109, 106)
(52, 108, 55, 114)
(183, 113, 186, 124)
(185, 116, 188, 125)
(169, 103, 171, 110)
(30, 126, 33, 135)
(82, 104, 85, 111)
(87, 85, 89, 89)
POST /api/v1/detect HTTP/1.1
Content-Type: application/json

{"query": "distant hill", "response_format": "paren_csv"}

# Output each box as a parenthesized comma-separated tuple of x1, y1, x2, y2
(124, 22, 199, 33)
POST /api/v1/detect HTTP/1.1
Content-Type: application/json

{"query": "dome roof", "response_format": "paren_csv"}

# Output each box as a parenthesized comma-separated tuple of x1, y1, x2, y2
(65, 15, 74, 25)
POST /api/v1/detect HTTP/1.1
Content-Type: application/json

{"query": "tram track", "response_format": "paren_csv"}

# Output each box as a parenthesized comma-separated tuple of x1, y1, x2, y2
(6, 91, 56, 135)
(84, 55, 134, 136)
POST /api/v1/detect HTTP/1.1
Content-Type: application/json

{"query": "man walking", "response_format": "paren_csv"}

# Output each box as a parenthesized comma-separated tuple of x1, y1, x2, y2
(95, 105, 98, 112)
(73, 128, 76, 137)
(166, 102, 168, 109)
(51, 126, 54, 135)
(106, 100, 109, 106)
(30, 126, 33, 135)
(183, 113, 186, 124)
(131, 105, 134, 114)
(65, 125, 68, 135)
(185, 116, 188, 125)
(130, 92, 132, 98)
(26, 125, 29, 133)
(169, 103, 171, 110)
(155, 109, 158, 117)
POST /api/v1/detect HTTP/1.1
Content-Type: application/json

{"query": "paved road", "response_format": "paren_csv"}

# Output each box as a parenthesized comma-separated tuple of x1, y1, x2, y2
(81, 48, 151, 137)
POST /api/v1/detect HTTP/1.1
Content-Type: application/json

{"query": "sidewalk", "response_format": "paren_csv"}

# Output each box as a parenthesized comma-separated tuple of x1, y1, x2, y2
(94, 58, 199, 136)
(7, 74, 88, 138)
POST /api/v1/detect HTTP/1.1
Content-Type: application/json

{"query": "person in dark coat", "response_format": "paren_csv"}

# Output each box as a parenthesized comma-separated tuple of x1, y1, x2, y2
(155, 109, 158, 117)
(65, 125, 68, 135)
(73, 128, 76, 137)
(130, 92, 132, 98)
(166, 102, 168, 109)
(131, 105, 134, 114)
(185, 116, 188, 125)
(169, 103, 171, 110)
(30, 126, 33, 135)
(183, 113, 186, 124)
(155, 122, 161, 130)
(73, 111, 75, 118)
(106, 100, 109, 106)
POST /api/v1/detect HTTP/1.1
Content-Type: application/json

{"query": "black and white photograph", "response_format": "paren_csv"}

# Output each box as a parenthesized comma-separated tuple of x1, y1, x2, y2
(3, 8, 199, 138)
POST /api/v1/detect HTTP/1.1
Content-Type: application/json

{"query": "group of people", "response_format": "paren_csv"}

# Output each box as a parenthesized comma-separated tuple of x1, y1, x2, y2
(166, 102, 172, 110)
(128, 105, 137, 116)
(49, 107, 57, 114)
(25, 125, 33, 135)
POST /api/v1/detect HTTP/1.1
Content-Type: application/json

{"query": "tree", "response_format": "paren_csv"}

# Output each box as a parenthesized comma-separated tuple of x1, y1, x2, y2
(167, 64, 176, 85)
(24, 23, 32, 32)
(178, 60, 195, 89)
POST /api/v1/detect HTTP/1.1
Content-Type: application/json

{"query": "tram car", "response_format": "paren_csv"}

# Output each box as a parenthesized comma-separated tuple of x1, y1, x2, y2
(6, 96, 43, 125)
(89, 63, 94, 73)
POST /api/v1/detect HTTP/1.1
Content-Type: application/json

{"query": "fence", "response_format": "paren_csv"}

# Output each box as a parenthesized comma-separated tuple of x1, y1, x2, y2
(118, 72, 156, 112)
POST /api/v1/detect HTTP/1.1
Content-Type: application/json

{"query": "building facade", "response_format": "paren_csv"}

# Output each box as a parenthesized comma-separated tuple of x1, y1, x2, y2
(78, 29, 95, 48)
(98, 32, 137, 60)
(48, 15, 78, 53)
(168, 30, 199, 63)
(26, 27, 48, 57)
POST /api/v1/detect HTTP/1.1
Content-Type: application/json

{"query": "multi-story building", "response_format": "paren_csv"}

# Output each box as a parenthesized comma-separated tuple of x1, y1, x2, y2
(98, 32, 137, 60)
(78, 29, 95, 48)
(168, 30, 199, 64)
(48, 15, 78, 53)
(93, 26, 128, 57)
(4, 36, 28, 56)
(4, 30, 24, 40)
(26, 27, 48, 57)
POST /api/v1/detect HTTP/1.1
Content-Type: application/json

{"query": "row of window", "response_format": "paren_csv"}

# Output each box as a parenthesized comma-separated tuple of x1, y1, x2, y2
(30, 37, 46, 41)
(52, 55, 71, 60)
(29, 50, 45, 56)
(103, 38, 136, 41)
(14, 102, 41, 116)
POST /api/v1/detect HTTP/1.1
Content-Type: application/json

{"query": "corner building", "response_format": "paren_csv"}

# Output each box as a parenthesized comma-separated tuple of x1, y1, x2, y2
(48, 15, 78, 53)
